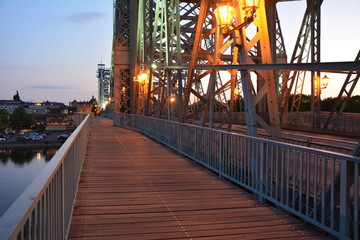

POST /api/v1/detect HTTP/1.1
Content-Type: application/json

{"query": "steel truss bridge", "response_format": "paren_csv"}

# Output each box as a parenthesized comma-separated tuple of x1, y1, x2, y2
(111, 0, 360, 140)
(109, 0, 360, 238)
(1, 0, 360, 239)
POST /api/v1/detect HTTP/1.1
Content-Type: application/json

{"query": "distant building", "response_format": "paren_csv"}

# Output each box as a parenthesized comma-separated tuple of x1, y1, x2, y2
(69, 96, 98, 114)
(0, 100, 31, 115)
(29, 101, 65, 115)
(0, 99, 74, 130)
(97, 63, 111, 110)
(30, 102, 73, 129)
(0, 100, 67, 116)
(45, 113, 74, 131)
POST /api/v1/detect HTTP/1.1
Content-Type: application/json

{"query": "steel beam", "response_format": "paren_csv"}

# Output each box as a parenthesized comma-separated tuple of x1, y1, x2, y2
(150, 61, 360, 71)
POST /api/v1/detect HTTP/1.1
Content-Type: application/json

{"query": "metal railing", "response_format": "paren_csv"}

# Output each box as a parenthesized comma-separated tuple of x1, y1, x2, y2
(100, 112, 114, 120)
(0, 113, 91, 240)
(114, 113, 360, 240)
(286, 112, 360, 135)
(210, 112, 360, 136)
(73, 112, 93, 126)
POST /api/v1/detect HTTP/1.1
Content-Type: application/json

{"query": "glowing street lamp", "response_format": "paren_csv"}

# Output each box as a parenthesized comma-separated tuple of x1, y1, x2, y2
(214, 3, 235, 29)
(135, 72, 149, 85)
(313, 74, 330, 127)
(315, 74, 330, 91)
(214, 0, 259, 36)
(240, 0, 260, 17)
(320, 75, 330, 89)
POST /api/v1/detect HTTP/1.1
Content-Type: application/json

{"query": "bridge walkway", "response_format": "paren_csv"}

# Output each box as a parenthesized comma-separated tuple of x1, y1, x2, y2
(67, 117, 327, 239)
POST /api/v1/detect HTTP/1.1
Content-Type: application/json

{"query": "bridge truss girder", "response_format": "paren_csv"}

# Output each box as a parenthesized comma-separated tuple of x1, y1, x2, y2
(323, 50, 360, 130)
(113, 0, 359, 139)
(277, 0, 323, 124)
(113, 0, 132, 114)
(129, 0, 286, 139)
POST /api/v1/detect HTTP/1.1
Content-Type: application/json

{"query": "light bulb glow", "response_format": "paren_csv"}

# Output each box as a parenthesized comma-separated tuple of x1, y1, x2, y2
(214, 4, 235, 28)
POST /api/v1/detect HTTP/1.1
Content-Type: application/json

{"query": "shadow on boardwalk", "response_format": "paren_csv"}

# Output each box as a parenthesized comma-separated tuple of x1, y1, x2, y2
(68, 117, 328, 240)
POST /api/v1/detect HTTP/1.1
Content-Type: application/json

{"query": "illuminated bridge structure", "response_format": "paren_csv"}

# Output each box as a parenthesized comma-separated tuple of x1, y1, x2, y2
(108, 1, 360, 237)
(0, 0, 360, 239)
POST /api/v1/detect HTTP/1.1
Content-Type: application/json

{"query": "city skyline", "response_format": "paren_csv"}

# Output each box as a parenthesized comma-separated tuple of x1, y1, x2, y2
(0, 0, 359, 104)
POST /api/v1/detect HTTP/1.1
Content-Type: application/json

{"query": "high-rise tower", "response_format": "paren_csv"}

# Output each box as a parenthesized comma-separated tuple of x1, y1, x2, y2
(97, 63, 111, 110)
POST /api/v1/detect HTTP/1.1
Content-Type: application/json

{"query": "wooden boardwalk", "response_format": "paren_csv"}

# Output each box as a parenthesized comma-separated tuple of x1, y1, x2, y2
(68, 117, 327, 240)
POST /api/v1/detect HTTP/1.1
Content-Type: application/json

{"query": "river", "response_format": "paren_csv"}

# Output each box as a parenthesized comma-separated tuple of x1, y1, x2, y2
(0, 148, 57, 217)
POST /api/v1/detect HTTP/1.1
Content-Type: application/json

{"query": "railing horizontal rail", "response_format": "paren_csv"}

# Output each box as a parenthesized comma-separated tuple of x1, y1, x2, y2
(211, 112, 360, 137)
(114, 113, 360, 240)
(0, 113, 91, 240)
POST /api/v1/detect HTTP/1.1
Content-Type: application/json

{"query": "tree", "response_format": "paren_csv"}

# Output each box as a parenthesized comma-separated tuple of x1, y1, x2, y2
(0, 109, 9, 126)
(321, 97, 336, 112)
(344, 96, 360, 113)
(9, 106, 32, 128)
(287, 95, 360, 113)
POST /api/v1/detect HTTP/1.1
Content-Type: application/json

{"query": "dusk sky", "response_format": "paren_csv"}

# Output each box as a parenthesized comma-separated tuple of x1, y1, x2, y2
(0, 0, 359, 105)
(0, 0, 113, 104)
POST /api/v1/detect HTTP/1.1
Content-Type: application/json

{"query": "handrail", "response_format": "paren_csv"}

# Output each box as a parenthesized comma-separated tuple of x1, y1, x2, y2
(73, 112, 93, 125)
(100, 112, 114, 120)
(211, 111, 360, 136)
(0, 113, 91, 240)
(114, 113, 360, 240)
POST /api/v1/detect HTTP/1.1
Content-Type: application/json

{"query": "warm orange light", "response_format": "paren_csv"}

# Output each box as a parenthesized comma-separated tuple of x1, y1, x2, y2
(136, 72, 149, 84)
(321, 75, 330, 89)
(234, 88, 241, 96)
(240, 0, 260, 16)
(214, 4, 234, 28)
(170, 96, 176, 103)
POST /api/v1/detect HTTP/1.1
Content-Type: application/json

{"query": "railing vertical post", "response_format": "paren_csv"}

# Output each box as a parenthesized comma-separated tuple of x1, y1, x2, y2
(194, 127, 197, 160)
(259, 141, 265, 204)
(178, 123, 181, 153)
(219, 133, 223, 178)
(354, 162, 359, 240)
(61, 163, 65, 240)
(339, 159, 349, 238)
(157, 117, 159, 140)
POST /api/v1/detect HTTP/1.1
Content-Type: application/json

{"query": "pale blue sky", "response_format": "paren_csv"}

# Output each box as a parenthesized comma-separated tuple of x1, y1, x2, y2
(0, 0, 359, 104)
(277, 0, 360, 98)
(0, 0, 113, 104)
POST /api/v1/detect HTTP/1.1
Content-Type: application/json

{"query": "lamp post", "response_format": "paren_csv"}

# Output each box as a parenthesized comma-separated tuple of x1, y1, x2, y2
(240, 0, 260, 17)
(214, 0, 259, 36)
(214, 0, 260, 24)
(135, 72, 149, 114)
(234, 88, 242, 112)
(320, 75, 329, 89)
(315, 74, 330, 100)
(214, 3, 235, 30)
(314, 74, 330, 127)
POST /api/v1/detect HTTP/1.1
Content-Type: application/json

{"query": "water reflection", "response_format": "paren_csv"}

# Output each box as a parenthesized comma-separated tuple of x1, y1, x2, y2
(0, 149, 57, 165)
(0, 148, 58, 217)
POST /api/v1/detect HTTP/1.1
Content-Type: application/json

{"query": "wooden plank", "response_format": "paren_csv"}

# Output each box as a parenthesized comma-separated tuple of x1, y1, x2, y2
(67, 117, 328, 239)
